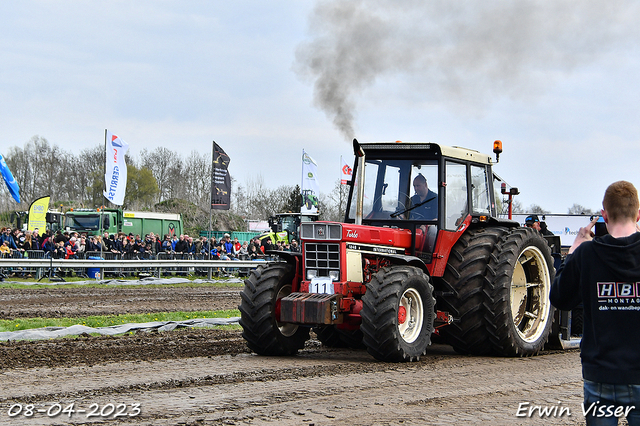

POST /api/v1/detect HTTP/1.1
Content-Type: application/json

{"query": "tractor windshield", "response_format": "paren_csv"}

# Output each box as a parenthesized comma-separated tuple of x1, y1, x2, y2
(347, 159, 438, 222)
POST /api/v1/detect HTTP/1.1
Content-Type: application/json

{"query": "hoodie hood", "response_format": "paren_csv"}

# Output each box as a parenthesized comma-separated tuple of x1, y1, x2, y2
(591, 232, 640, 279)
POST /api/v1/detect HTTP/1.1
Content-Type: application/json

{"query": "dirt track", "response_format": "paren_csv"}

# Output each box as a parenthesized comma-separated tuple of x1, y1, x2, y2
(0, 284, 593, 425)
(0, 285, 241, 319)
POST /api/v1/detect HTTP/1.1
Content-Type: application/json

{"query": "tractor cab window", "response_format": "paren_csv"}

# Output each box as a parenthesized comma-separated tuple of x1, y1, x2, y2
(407, 165, 438, 220)
(281, 215, 300, 241)
(280, 216, 295, 233)
(347, 159, 438, 221)
(471, 165, 491, 215)
(444, 162, 468, 230)
(354, 159, 403, 220)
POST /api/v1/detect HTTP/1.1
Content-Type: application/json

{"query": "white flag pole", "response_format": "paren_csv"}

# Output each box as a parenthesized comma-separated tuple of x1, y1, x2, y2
(100, 129, 106, 260)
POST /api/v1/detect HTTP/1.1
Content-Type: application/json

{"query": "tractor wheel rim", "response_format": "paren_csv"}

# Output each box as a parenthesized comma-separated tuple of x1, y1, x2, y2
(398, 288, 424, 344)
(276, 284, 298, 337)
(398, 306, 407, 324)
(510, 245, 551, 343)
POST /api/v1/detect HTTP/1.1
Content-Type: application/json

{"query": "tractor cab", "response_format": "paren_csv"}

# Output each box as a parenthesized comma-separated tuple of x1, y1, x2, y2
(345, 141, 498, 267)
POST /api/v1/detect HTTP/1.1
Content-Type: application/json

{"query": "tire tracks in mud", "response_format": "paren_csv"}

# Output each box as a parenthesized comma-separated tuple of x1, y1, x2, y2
(0, 286, 242, 319)
(0, 329, 248, 370)
(0, 338, 584, 426)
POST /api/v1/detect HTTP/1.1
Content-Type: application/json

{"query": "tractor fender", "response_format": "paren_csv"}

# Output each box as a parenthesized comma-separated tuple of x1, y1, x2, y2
(265, 250, 302, 266)
(376, 253, 429, 275)
(264, 250, 303, 292)
(480, 216, 520, 228)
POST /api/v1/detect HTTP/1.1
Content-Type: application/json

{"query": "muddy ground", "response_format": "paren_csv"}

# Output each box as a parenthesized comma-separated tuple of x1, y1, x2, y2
(0, 283, 600, 425)
(0, 285, 241, 320)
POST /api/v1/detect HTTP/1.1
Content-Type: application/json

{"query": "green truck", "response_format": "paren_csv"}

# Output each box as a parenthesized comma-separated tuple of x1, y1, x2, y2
(15, 211, 63, 233)
(63, 209, 182, 237)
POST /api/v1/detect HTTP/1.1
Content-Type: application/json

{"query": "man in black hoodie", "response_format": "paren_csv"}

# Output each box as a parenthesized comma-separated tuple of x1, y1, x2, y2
(550, 180, 640, 425)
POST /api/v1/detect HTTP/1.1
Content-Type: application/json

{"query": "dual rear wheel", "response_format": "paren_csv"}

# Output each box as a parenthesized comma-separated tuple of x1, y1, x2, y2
(439, 227, 555, 356)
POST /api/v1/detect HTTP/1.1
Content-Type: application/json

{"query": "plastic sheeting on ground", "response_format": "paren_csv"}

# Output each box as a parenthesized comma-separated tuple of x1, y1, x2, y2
(2, 276, 245, 286)
(0, 317, 241, 341)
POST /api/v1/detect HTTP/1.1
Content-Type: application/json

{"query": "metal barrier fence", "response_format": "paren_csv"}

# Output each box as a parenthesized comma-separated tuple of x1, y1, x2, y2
(0, 250, 275, 280)
(22, 250, 47, 277)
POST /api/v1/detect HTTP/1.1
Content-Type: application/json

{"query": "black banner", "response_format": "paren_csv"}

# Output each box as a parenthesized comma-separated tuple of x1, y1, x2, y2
(211, 141, 231, 210)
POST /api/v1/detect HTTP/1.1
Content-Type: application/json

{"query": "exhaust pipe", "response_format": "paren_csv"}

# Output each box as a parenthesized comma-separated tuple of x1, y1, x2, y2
(353, 139, 365, 226)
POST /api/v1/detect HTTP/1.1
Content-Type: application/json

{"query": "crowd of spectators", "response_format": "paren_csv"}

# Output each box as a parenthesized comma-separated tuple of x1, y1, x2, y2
(0, 226, 307, 279)
(0, 227, 301, 261)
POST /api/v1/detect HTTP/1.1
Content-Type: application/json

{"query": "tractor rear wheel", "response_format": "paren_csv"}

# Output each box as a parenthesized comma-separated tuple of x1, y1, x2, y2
(313, 326, 348, 347)
(487, 227, 555, 355)
(361, 265, 435, 362)
(439, 227, 554, 356)
(338, 328, 366, 349)
(438, 227, 507, 355)
(313, 325, 365, 349)
(314, 326, 365, 349)
(239, 263, 309, 355)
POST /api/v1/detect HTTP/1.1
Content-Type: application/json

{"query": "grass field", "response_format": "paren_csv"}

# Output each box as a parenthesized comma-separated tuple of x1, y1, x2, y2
(0, 309, 241, 332)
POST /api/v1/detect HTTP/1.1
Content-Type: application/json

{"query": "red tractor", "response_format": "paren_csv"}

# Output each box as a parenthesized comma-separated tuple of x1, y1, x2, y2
(239, 140, 556, 361)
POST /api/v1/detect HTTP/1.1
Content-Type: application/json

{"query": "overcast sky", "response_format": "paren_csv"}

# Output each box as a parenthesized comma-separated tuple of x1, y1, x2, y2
(2, 1, 639, 214)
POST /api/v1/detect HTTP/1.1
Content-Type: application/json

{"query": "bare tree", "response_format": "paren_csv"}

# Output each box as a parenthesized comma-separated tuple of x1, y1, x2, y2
(4, 136, 68, 206)
(232, 182, 249, 218)
(182, 151, 211, 209)
(321, 180, 350, 221)
(526, 204, 550, 214)
(76, 145, 106, 206)
(511, 199, 524, 214)
(32, 137, 67, 202)
(243, 175, 271, 220)
(567, 203, 596, 215)
(139, 147, 183, 204)
(272, 185, 298, 214)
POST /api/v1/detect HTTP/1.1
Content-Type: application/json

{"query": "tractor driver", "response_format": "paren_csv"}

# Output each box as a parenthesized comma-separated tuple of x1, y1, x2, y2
(409, 174, 438, 220)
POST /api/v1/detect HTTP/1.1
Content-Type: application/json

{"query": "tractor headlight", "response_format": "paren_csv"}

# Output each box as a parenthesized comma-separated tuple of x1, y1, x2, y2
(306, 269, 318, 280)
(329, 270, 340, 281)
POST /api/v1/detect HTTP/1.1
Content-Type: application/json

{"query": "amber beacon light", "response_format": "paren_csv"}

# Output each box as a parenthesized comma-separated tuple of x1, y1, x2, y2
(493, 140, 503, 163)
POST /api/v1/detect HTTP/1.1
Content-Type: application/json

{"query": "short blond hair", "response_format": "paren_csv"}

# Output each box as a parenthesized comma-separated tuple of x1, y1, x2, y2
(603, 181, 639, 222)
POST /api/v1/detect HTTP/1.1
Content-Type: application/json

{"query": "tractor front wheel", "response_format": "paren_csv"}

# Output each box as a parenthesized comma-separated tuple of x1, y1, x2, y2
(361, 265, 435, 362)
(239, 263, 309, 355)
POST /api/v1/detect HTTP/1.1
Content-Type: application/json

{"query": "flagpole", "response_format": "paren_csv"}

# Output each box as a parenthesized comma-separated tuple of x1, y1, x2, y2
(208, 141, 214, 268)
(339, 155, 343, 217)
(103, 129, 107, 204)
(300, 149, 304, 215)
(100, 130, 106, 261)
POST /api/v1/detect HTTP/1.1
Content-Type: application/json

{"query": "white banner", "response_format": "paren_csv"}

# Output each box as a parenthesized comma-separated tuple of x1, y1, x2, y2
(301, 150, 319, 214)
(103, 130, 130, 205)
(510, 214, 594, 247)
(341, 156, 352, 184)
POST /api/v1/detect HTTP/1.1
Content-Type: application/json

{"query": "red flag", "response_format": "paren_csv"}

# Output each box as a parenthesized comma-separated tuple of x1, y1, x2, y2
(341, 157, 352, 184)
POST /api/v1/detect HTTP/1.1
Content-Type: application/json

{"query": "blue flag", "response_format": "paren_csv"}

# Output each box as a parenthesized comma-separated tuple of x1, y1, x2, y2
(0, 153, 19, 203)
